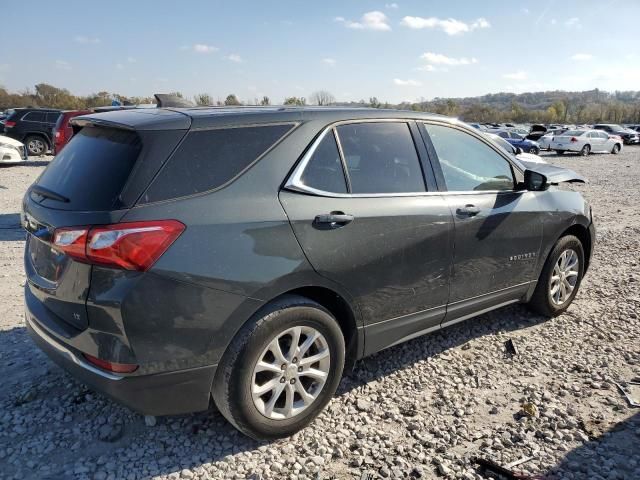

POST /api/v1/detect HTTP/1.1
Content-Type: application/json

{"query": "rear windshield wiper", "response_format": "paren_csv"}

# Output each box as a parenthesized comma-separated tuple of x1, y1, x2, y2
(30, 185, 70, 203)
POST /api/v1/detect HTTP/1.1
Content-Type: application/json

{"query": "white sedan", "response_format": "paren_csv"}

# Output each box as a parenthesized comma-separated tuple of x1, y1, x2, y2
(0, 135, 28, 164)
(537, 129, 567, 150)
(550, 129, 623, 156)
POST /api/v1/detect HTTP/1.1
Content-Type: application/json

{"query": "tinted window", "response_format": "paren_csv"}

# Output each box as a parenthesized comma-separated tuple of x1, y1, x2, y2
(299, 131, 347, 193)
(23, 111, 45, 122)
(145, 124, 294, 202)
(425, 124, 514, 192)
(336, 123, 425, 194)
(497, 131, 508, 138)
(46, 112, 60, 124)
(35, 127, 141, 211)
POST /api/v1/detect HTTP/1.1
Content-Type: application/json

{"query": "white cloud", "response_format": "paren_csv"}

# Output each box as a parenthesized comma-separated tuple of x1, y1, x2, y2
(400, 16, 490, 35)
(322, 57, 337, 66)
(74, 35, 100, 44)
(116, 63, 124, 70)
(522, 8, 530, 14)
(193, 44, 219, 53)
(420, 52, 478, 66)
(335, 11, 391, 31)
(55, 60, 71, 70)
(571, 53, 593, 61)
(503, 71, 528, 80)
(225, 53, 243, 63)
(551, 18, 557, 25)
(394, 78, 422, 86)
(127, 56, 136, 63)
(385, 3, 399, 9)
(565, 17, 581, 28)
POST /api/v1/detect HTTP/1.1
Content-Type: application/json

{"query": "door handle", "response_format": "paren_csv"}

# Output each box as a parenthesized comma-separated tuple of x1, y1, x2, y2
(456, 204, 480, 217)
(313, 211, 354, 229)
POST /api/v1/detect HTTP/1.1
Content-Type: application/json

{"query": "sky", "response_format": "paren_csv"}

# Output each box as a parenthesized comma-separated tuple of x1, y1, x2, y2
(1, 0, 639, 104)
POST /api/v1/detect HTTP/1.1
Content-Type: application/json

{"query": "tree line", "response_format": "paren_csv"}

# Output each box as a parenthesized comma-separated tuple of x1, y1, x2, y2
(2, 83, 640, 124)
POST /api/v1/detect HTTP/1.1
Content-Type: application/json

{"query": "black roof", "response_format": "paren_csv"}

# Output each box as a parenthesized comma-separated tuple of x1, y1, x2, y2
(71, 106, 451, 131)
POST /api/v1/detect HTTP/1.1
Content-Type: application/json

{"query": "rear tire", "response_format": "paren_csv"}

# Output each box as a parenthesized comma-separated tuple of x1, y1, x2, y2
(24, 135, 48, 156)
(580, 144, 591, 156)
(212, 295, 345, 440)
(611, 143, 621, 154)
(528, 235, 585, 317)
(529, 146, 540, 155)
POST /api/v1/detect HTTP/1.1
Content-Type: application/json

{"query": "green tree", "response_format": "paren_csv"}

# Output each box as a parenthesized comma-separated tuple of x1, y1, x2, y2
(283, 96, 306, 106)
(194, 93, 213, 106)
(224, 94, 241, 106)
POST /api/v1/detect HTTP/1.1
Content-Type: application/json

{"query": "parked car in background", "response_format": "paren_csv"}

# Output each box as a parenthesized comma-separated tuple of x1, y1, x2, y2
(623, 125, 640, 134)
(492, 130, 541, 154)
(485, 132, 546, 163)
(3, 108, 61, 155)
(0, 134, 28, 164)
(527, 124, 547, 141)
(550, 129, 623, 155)
(23, 107, 594, 440)
(538, 129, 568, 151)
(592, 124, 640, 145)
(52, 110, 91, 155)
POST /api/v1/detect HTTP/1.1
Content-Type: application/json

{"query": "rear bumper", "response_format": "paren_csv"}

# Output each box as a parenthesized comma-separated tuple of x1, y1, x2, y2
(25, 311, 217, 416)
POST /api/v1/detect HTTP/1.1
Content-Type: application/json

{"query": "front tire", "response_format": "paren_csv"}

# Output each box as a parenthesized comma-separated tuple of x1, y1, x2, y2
(611, 143, 621, 154)
(528, 235, 585, 317)
(529, 146, 540, 155)
(212, 295, 345, 440)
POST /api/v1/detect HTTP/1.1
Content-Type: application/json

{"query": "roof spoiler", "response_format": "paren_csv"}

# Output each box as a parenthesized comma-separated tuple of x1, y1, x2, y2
(154, 94, 195, 108)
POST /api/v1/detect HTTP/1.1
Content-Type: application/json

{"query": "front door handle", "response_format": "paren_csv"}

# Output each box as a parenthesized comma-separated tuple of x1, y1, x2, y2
(456, 204, 481, 217)
(313, 211, 354, 229)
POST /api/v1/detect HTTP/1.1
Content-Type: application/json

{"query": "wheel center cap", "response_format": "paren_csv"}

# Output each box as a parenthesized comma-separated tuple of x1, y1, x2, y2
(285, 364, 297, 380)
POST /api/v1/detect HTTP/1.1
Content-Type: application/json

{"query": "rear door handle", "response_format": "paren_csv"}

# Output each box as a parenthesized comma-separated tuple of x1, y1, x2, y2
(313, 212, 354, 229)
(456, 204, 480, 217)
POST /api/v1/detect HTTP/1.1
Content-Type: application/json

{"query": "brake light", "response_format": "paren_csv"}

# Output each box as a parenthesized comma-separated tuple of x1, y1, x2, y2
(570, 137, 578, 143)
(83, 353, 138, 373)
(53, 220, 185, 271)
(4, 121, 15, 128)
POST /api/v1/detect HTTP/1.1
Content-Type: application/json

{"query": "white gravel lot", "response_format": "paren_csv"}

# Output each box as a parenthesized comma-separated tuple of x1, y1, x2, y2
(1, 149, 639, 480)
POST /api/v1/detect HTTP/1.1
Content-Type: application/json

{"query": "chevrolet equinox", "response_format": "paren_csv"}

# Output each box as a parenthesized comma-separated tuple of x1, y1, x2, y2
(23, 107, 594, 439)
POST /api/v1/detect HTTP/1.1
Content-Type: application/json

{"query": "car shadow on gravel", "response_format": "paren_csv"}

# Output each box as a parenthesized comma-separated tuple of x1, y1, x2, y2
(0, 213, 24, 242)
(548, 411, 640, 479)
(0, 303, 556, 479)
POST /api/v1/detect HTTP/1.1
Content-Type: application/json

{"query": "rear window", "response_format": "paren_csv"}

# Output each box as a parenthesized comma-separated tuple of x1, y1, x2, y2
(143, 123, 294, 203)
(34, 127, 141, 211)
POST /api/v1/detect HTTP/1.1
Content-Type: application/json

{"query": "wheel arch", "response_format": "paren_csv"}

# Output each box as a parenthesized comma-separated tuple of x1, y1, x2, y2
(560, 223, 593, 273)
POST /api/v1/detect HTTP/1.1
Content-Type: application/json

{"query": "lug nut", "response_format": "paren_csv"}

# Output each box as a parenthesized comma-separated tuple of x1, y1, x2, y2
(292, 357, 298, 363)
(298, 366, 303, 372)
(280, 377, 286, 383)
(281, 364, 286, 370)
(290, 378, 296, 384)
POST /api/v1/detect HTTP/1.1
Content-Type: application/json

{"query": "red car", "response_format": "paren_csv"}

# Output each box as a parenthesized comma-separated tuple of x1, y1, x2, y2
(52, 110, 91, 154)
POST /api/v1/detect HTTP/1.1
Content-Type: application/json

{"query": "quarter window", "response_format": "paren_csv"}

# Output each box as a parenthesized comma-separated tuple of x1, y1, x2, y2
(335, 122, 425, 194)
(424, 124, 515, 192)
(299, 131, 348, 193)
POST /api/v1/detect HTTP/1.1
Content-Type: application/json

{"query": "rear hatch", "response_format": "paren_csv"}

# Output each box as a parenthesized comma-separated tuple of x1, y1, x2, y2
(23, 110, 189, 331)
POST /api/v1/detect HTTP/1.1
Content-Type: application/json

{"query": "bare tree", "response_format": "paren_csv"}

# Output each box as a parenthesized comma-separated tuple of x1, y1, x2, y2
(310, 90, 335, 106)
(193, 93, 213, 106)
(260, 96, 270, 106)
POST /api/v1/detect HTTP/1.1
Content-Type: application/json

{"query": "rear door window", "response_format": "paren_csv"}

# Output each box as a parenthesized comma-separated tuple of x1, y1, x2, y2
(34, 126, 142, 211)
(23, 111, 45, 122)
(143, 124, 295, 203)
(335, 122, 425, 194)
(45, 112, 60, 124)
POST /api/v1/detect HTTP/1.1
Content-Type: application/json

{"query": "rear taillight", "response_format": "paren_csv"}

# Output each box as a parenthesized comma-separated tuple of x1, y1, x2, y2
(53, 220, 185, 271)
(4, 121, 15, 128)
(83, 353, 138, 373)
(570, 137, 578, 143)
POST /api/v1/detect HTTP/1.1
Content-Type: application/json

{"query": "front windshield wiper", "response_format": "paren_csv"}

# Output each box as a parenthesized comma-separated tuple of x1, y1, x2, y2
(30, 185, 70, 203)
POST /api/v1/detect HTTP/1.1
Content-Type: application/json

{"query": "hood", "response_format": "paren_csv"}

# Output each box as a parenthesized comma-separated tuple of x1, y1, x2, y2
(516, 152, 546, 164)
(519, 161, 586, 184)
(0, 135, 24, 148)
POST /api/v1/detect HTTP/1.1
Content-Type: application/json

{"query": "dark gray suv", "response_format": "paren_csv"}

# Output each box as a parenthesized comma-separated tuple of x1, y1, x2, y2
(23, 107, 594, 439)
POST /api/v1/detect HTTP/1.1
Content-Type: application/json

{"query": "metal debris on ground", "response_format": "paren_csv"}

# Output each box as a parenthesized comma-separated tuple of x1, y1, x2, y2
(475, 457, 542, 480)
(520, 402, 538, 417)
(613, 381, 640, 408)
(504, 339, 519, 356)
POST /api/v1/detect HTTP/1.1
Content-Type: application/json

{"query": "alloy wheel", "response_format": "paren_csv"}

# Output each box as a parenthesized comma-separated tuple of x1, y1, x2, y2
(549, 249, 579, 306)
(251, 326, 330, 420)
(27, 139, 45, 155)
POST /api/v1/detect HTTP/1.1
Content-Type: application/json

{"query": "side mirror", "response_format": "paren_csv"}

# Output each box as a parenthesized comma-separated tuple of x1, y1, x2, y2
(524, 169, 549, 191)
(514, 146, 523, 155)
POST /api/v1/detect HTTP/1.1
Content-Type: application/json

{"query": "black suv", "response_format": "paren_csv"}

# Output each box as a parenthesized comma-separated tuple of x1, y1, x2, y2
(23, 107, 595, 439)
(4, 108, 61, 155)
(592, 123, 640, 145)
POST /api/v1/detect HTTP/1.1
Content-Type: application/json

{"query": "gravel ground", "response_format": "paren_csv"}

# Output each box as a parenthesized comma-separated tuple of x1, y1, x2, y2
(1, 148, 639, 480)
